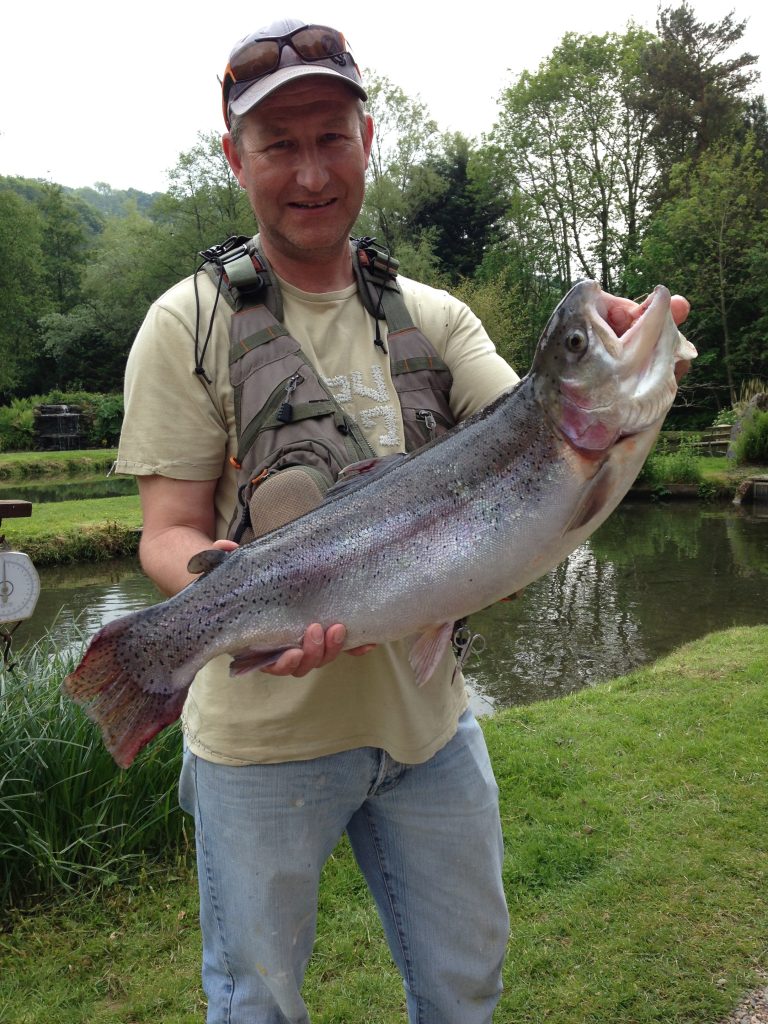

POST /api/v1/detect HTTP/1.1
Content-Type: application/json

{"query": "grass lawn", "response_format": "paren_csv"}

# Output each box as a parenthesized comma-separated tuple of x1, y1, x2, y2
(1, 626, 766, 1023)
(0, 495, 141, 564)
(0, 450, 117, 478)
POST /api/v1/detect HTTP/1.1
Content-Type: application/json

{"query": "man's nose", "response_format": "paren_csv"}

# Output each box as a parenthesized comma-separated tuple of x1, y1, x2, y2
(295, 147, 330, 192)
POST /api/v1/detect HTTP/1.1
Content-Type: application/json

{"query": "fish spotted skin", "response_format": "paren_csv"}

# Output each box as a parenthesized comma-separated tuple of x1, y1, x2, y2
(63, 280, 695, 768)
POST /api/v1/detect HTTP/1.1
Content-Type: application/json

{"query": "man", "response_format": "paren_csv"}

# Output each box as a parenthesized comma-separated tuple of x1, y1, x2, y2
(117, 19, 690, 1023)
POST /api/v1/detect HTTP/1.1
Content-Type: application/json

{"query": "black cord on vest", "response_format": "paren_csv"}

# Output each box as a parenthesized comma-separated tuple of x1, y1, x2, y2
(193, 261, 226, 385)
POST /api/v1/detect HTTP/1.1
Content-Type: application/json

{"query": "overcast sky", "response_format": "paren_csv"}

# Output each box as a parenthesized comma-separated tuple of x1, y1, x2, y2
(2, 0, 765, 194)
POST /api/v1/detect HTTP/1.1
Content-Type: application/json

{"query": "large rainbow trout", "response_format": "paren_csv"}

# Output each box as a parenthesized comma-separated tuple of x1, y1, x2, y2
(64, 281, 696, 768)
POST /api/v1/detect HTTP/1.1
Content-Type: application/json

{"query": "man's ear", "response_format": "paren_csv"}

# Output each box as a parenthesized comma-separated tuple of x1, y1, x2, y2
(363, 114, 375, 168)
(222, 133, 246, 187)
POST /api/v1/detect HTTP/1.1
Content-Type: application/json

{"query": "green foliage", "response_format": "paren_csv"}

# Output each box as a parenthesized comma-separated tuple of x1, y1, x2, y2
(0, 631, 187, 913)
(629, 135, 768, 414)
(37, 182, 95, 312)
(72, 181, 161, 217)
(153, 130, 255, 268)
(358, 72, 441, 255)
(0, 189, 52, 398)
(490, 27, 656, 292)
(712, 407, 737, 427)
(732, 409, 768, 466)
(89, 393, 125, 447)
(406, 132, 508, 282)
(0, 392, 123, 452)
(0, 399, 36, 452)
(638, 436, 703, 490)
(635, 4, 760, 198)
(452, 274, 533, 370)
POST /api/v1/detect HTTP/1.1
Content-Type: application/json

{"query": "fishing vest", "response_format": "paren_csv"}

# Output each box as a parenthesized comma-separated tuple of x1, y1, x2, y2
(198, 235, 456, 543)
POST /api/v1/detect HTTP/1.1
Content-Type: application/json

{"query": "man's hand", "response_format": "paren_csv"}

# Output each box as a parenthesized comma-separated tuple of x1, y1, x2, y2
(261, 623, 376, 677)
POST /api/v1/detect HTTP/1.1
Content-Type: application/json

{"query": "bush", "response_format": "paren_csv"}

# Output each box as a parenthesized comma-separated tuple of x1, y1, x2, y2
(732, 409, 768, 466)
(0, 399, 36, 452)
(0, 391, 123, 452)
(712, 407, 737, 427)
(638, 436, 703, 490)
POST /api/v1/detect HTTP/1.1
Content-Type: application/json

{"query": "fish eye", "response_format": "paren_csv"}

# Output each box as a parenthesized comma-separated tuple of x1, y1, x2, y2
(564, 329, 588, 355)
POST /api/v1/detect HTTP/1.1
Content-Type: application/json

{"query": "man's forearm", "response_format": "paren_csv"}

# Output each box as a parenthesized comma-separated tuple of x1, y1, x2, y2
(139, 526, 216, 597)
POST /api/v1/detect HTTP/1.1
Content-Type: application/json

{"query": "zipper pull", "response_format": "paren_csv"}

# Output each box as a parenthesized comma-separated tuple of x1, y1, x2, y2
(276, 372, 303, 424)
(416, 409, 437, 440)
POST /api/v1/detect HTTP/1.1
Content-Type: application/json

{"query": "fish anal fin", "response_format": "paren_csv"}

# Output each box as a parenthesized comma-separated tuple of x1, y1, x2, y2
(409, 622, 455, 686)
(187, 548, 230, 575)
(565, 462, 615, 533)
(228, 646, 295, 676)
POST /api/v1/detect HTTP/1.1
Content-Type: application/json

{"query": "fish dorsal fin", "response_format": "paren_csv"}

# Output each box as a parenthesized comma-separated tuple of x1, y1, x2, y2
(187, 548, 231, 576)
(324, 453, 408, 503)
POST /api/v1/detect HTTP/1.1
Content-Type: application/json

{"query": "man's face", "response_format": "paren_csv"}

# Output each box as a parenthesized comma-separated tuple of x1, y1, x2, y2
(223, 78, 374, 266)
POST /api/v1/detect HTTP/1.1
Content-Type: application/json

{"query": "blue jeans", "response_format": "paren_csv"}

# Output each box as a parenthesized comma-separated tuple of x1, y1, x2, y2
(179, 709, 509, 1023)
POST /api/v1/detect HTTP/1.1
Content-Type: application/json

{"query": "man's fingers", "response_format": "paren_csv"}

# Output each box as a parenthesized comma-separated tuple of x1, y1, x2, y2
(670, 295, 690, 327)
(260, 623, 349, 677)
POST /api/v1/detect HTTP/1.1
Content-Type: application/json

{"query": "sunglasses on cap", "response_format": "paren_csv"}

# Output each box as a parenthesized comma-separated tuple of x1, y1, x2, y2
(221, 24, 362, 126)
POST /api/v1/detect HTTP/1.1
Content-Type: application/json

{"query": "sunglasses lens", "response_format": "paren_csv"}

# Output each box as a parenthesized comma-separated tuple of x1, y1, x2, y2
(230, 39, 281, 81)
(230, 26, 347, 82)
(291, 27, 347, 61)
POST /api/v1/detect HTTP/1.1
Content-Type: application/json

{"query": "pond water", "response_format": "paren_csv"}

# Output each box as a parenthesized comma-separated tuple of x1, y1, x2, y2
(9, 502, 768, 711)
(0, 474, 137, 504)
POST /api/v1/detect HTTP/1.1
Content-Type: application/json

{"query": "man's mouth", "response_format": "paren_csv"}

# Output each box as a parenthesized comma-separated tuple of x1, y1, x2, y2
(289, 199, 336, 209)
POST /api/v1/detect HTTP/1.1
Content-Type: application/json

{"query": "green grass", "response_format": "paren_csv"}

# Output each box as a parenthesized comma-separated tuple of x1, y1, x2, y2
(1, 626, 766, 1022)
(1, 496, 141, 564)
(0, 632, 188, 913)
(0, 450, 117, 479)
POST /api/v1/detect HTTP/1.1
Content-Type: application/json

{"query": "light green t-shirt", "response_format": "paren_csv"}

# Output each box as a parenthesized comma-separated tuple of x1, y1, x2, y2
(116, 269, 519, 765)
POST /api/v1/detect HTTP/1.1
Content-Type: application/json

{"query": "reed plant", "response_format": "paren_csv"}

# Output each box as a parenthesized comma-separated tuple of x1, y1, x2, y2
(0, 626, 187, 915)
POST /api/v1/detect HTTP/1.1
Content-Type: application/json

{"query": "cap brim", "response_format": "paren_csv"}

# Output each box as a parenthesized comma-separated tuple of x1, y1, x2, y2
(229, 65, 367, 119)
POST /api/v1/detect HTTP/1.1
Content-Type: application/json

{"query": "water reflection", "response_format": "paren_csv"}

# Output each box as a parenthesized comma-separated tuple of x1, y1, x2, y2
(12, 557, 162, 656)
(466, 503, 768, 708)
(10, 504, 768, 709)
(0, 475, 137, 503)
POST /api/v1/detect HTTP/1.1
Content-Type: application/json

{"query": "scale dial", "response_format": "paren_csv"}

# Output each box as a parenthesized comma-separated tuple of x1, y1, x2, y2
(0, 551, 41, 622)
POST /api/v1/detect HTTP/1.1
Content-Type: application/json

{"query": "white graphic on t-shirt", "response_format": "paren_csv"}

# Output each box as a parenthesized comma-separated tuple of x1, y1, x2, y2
(359, 404, 399, 447)
(324, 375, 352, 404)
(323, 365, 400, 448)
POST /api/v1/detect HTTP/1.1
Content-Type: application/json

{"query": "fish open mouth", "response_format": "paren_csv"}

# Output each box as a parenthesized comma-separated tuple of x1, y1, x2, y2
(589, 284, 671, 371)
(548, 283, 695, 452)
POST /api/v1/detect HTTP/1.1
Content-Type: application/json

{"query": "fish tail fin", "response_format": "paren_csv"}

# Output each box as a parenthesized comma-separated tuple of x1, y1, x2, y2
(62, 618, 188, 769)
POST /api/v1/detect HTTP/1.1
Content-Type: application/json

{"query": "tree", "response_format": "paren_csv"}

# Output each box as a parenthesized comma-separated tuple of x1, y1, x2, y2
(37, 182, 97, 312)
(357, 72, 441, 260)
(153, 131, 255, 271)
(491, 28, 656, 292)
(634, 3, 760, 198)
(632, 135, 768, 410)
(407, 133, 507, 282)
(0, 190, 51, 397)
(39, 206, 175, 390)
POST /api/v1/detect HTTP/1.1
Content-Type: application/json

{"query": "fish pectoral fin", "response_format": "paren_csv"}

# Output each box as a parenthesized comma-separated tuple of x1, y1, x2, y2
(408, 622, 455, 687)
(228, 646, 295, 676)
(564, 461, 616, 534)
(187, 548, 231, 576)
